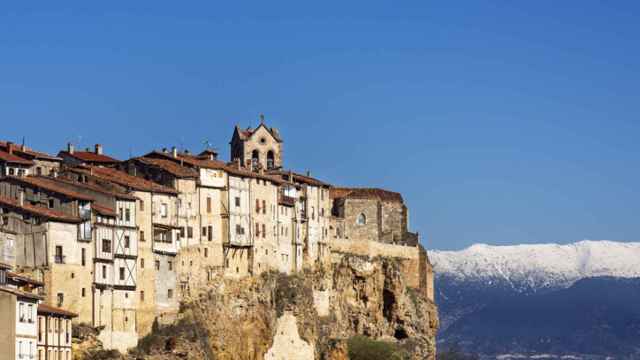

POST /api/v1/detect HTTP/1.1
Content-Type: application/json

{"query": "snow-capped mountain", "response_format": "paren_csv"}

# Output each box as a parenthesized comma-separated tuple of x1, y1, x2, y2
(433, 240, 640, 358)
(430, 240, 640, 292)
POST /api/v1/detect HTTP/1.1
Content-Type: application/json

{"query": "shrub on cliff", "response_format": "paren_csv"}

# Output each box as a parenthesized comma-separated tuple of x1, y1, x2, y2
(347, 336, 409, 360)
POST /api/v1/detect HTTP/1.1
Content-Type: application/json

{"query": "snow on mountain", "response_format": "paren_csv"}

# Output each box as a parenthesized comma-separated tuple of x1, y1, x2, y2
(430, 240, 640, 291)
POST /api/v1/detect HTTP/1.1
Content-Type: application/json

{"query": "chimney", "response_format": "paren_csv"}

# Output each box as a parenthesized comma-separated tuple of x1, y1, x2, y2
(67, 143, 75, 154)
(6, 142, 14, 154)
(172, 147, 178, 158)
(95, 144, 103, 155)
(306, 170, 311, 177)
(184, 149, 190, 155)
(17, 190, 24, 207)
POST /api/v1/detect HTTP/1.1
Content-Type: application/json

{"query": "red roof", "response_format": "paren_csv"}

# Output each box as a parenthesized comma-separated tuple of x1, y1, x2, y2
(234, 123, 283, 143)
(132, 157, 199, 178)
(0, 141, 61, 162)
(52, 177, 137, 201)
(70, 166, 177, 195)
(0, 149, 34, 166)
(267, 169, 330, 187)
(38, 303, 77, 317)
(0, 286, 43, 301)
(8, 272, 44, 287)
(92, 203, 117, 217)
(330, 187, 404, 203)
(58, 151, 120, 164)
(0, 195, 82, 223)
(0, 262, 11, 270)
(4, 176, 95, 201)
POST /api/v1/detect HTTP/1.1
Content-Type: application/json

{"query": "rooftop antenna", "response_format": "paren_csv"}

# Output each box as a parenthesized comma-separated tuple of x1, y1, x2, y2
(202, 139, 212, 149)
(259, 113, 265, 124)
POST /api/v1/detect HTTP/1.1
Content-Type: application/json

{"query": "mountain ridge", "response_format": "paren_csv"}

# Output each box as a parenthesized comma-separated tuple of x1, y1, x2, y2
(431, 240, 640, 292)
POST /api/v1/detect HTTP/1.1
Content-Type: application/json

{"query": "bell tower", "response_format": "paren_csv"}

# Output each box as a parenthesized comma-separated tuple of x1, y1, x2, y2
(230, 115, 283, 170)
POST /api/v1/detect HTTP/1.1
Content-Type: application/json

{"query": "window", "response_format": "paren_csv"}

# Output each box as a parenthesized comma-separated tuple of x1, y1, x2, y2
(235, 197, 240, 207)
(19, 302, 24, 322)
(124, 236, 130, 249)
(81, 248, 86, 266)
(57, 293, 64, 306)
(160, 203, 168, 218)
(356, 213, 366, 225)
(82, 288, 85, 297)
(167, 289, 173, 299)
(102, 239, 111, 253)
(204, 248, 208, 258)
(140, 230, 145, 242)
(255, 222, 260, 237)
(139, 199, 144, 211)
(208, 225, 213, 241)
(102, 265, 107, 279)
(235, 224, 243, 235)
(141, 258, 145, 268)
(119, 267, 125, 280)
(55, 246, 64, 264)
(155, 260, 160, 270)
(202, 226, 207, 237)
(262, 224, 266, 238)
(48, 199, 55, 209)
(256, 199, 260, 213)
(119, 208, 123, 220)
(140, 291, 145, 302)
(262, 200, 266, 214)
(206, 197, 212, 213)
(179, 227, 185, 239)
(168, 261, 173, 271)
(125, 209, 131, 222)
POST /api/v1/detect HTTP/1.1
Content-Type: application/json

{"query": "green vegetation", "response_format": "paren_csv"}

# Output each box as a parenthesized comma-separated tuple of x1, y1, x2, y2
(347, 336, 410, 360)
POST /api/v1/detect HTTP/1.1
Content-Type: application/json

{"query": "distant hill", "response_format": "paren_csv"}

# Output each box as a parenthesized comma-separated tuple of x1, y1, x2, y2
(431, 241, 640, 358)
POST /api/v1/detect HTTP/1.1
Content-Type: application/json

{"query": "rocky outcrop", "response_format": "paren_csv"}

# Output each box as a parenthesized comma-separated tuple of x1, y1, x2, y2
(79, 254, 438, 360)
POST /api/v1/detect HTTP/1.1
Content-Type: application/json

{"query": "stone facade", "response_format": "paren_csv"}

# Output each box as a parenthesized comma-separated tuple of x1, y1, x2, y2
(0, 121, 437, 355)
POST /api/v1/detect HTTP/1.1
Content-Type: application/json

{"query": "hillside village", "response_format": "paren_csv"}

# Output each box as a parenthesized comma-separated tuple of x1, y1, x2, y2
(0, 120, 435, 359)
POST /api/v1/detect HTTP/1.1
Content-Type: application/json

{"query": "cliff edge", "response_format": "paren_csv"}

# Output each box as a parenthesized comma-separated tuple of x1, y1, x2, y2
(77, 254, 438, 360)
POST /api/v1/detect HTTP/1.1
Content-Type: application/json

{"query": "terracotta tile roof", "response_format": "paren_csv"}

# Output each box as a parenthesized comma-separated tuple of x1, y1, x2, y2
(0, 286, 43, 301)
(0, 141, 61, 162)
(267, 169, 330, 187)
(225, 164, 285, 185)
(330, 187, 404, 203)
(0, 195, 82, 223)
(38, 303, 77, 317)
(0, 262, 11, 270)
(58, 151, 120, 164)
(92, 203, 117, 217)
(4, 176, 95, 201)
(0, 149, 34, 165)
(8, 272, 44, 287)
(52, 177, 137, 201)
(132, 157, 199, 178)
(70, 166, 177, 195)
(144, 150, 227, 171)
(234, 123, 283, 143)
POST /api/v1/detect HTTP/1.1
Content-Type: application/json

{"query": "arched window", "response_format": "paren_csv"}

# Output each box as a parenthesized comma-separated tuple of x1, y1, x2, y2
(267, 150, 275, 169)
(356, 213, 366, 225)
(251, 150, 260, 169)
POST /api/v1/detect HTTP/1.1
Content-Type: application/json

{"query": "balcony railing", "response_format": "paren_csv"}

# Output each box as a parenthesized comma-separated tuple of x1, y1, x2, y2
(54, 255, 65, 264)
(278, 194, 295, 207)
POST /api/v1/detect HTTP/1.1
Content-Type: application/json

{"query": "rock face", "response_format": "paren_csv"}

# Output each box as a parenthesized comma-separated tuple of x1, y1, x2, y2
(118, 254, 438, 360)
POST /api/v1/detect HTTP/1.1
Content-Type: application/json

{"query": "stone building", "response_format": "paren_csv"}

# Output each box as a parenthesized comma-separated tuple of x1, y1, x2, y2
(58, 143, 120, 167)
(0, 141, 62, 177)
(230, 119, 283, 171)
(0, 148, 34, 177)
(0, 176, 95, 325)
(61, 166, 180, 339)
(0, 262, 42, 360)
(37, 303, 77, 360)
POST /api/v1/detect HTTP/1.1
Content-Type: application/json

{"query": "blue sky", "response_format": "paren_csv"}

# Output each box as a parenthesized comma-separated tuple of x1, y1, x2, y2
(2, 2, 639, 250)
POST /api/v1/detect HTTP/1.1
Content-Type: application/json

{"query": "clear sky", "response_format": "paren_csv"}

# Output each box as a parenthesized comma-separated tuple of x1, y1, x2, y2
(2, 2, 639, 250)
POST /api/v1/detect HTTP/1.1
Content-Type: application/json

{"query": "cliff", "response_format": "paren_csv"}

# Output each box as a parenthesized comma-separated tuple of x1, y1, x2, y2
(76, 254, 438, 360)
